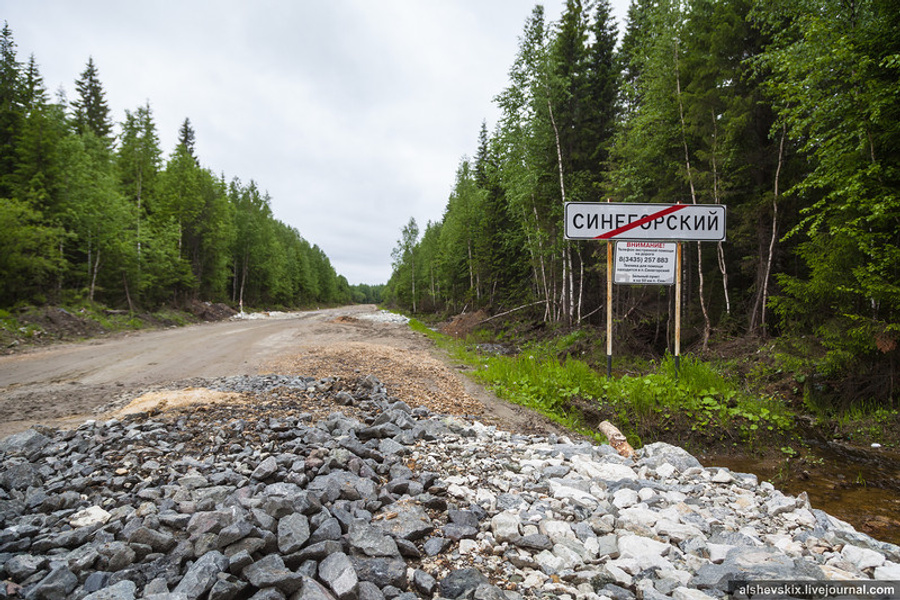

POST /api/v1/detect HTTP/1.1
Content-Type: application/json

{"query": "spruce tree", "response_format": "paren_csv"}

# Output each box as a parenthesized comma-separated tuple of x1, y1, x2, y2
(71, 57, 112, 142)
(0, 22, 23, 197)
(585, 0, 619, 170)
(550, 0, 590, 182)
(22, 54, 48, 110)
(119, 102, 162, 213)
(14, 54, 68, 215)
(118, 102, 163, 301)
(177, 117, 198, 164)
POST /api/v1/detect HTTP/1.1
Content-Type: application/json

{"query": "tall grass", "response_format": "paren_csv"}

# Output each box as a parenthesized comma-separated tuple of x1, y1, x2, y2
(604, 354, 794, 438)
(472, 353, 606, 416)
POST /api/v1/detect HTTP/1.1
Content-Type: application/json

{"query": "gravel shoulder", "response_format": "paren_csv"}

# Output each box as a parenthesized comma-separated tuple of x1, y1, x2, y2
(0, 305, 564, 440)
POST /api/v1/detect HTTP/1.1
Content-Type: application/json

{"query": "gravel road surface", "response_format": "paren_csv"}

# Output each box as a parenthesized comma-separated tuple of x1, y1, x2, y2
(0, 305, 554, 440)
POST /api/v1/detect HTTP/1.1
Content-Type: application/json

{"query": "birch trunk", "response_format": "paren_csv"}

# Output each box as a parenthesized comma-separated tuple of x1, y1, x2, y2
(752, 123, 787, 334)
(568, 246, 575, 324)
(675, 41, 711, 349)
(532, 201, 551, 322)
(547, 97, 569, 324)
(123, 272, 134, 313)
(547, 99, 567, 205)
(710, 108, 731, 315)
(239, 256, 248, 313)
(559, 247, 567, 323)
(89, 249, 101, 303)
(232, 257, 239, 303)
(577, 246, 584, 322)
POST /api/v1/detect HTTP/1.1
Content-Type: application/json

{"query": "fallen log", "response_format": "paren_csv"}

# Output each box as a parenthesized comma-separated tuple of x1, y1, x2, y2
(476, 300, 549, 325)
(598, 420, 635, 458)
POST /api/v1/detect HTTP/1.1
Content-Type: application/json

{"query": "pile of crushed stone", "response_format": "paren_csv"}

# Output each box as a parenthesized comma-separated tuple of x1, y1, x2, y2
(264, 346, 486, 420)
(1, 374, 899, 600)
(356, 312, 410, 325)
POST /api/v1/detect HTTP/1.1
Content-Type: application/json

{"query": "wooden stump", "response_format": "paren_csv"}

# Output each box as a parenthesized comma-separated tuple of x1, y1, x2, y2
(598, 420, 635, 458)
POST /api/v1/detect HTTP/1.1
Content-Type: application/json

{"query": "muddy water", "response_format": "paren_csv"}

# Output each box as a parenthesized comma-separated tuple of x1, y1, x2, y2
(702, 439, 900, 546)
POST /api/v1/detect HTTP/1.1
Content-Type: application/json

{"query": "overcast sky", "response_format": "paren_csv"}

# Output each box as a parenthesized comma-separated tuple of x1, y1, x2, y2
(5, 1, 630, 285)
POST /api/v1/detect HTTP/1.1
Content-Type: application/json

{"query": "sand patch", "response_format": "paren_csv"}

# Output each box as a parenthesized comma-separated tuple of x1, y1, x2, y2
(112, 388, 245, 418)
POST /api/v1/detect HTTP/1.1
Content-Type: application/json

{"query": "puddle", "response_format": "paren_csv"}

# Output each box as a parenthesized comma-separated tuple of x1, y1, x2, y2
(703, 440, 900, 545)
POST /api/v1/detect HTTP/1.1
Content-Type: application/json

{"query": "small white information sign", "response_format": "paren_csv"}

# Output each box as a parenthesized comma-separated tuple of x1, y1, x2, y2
(614, 241, 677, 285)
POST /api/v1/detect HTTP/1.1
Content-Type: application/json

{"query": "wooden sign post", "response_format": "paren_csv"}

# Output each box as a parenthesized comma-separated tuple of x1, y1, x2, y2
(565, 202, 726, 377)
(606, 239, 613, 378)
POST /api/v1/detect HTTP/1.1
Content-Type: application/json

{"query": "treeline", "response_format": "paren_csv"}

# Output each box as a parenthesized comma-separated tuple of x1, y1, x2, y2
(0, 23, 370, 310)
(386, 0, 900, 404)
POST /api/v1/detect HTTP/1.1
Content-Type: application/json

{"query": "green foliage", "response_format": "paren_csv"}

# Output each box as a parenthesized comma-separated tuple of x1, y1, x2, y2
(0, 309, 20, 340)
(0, 197, 64, 305)
(600, 355, 794, 440)
(780, 445, 798, 458)
(465, 350, 605, 440)
(389, 217, 420, 311)
(756, 0, 900, 397)
(350, 285, 378, 304)
(0, 23, 25, 199)
(407, 317, 439, 340)
(384, 0, 900, 413)
(832, 403, 898, 445)
(57, 131, 134, 303)
(528, 329, 588, 357)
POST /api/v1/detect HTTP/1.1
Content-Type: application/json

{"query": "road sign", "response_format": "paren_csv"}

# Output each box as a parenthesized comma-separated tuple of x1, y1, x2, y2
(614, 241, 677, 285)
(564, 202, 726, 241)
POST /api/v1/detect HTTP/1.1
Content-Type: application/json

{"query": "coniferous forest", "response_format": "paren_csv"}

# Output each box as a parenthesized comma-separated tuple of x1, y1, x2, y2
(0, 23, 361, 312)
(385, 0, 900, 407)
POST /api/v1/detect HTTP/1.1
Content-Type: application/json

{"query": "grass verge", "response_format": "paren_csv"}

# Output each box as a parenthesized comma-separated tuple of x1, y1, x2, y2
(409, 317, 797, 451)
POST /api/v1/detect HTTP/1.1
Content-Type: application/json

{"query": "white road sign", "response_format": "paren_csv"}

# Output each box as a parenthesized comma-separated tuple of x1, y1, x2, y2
(564, 202, 726, 241)
(614, 241, 677, 285)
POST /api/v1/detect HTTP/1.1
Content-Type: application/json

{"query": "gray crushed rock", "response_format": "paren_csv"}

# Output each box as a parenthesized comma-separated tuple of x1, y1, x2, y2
(1, 374, 898, 600)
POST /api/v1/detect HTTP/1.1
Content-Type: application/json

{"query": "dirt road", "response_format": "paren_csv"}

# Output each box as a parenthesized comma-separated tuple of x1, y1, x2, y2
(0, 305, 555, 439)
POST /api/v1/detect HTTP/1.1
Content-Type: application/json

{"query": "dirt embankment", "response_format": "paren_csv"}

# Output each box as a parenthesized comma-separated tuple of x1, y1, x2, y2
(1, 301, 239, 355)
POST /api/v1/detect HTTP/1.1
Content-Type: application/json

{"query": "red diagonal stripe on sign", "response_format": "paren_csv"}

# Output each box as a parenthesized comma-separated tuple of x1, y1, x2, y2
(594, 204, 688, 240)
